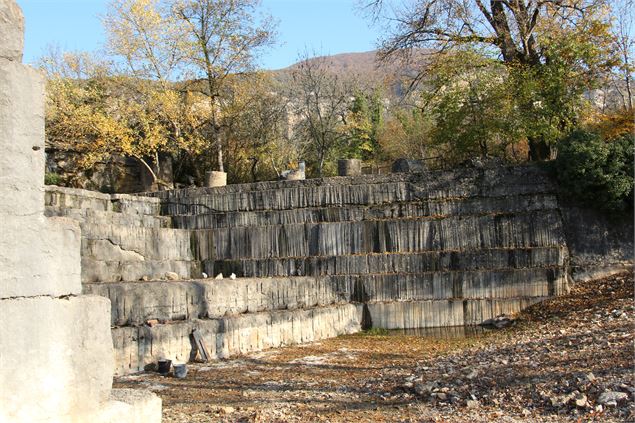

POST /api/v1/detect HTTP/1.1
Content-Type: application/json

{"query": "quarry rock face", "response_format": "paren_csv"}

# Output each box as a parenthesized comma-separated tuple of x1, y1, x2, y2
(0, 1, 161, 421)
(46, 157, 631, 376)
(43, 164, 619, 374)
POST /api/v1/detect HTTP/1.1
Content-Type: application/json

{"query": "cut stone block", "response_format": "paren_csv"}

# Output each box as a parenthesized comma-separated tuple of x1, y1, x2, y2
(0, 59, 45, 216)
(93, 389, 162, 423)
(0, 215, 81, 298)
(0, 0, 23, 61)
(0, 295, 114, 422)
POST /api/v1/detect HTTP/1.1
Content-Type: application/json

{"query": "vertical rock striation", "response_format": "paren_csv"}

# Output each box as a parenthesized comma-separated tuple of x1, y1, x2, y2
(49, 164, 576, 373)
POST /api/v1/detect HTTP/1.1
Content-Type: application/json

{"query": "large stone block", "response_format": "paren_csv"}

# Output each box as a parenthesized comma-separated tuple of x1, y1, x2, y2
(0, 295, 114, 422)
(0, 0, 23, 61)
(94, 389, 162, 423)
(0, 216, 81, 298)
(0, 59, 45, 216)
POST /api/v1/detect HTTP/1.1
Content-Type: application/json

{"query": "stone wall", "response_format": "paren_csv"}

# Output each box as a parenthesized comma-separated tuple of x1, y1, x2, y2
(0, 2, 161, 421)
(42, 164, 605, 374)
(560, 204, 633, 281)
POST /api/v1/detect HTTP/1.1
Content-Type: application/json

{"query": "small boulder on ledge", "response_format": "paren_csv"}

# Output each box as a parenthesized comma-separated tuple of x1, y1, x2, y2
(165, 271, 179, 281)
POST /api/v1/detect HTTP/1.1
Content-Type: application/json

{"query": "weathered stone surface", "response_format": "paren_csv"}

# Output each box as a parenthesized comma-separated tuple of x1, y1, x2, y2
(1, 216, 82, 298)
(46, 186, 162, 215)
(0, 0, 23, 61)
(194, 211, 565, 261)
(85, 276, 347, 326)
(560, 205, 634, 281)
(0, 61, 45, 216)
(50, 164, 581, 378)
(172, 194, 559, 229)
(148, 166, 554, 213)
(338, 159, 362, 176)
(111, 304, 361, 374)
(366, 297, 546, 329)
(0, 295, 113, 422)
(93, 389, 162, 423)
(208, 247, 566, 278)
(81, 257, 200, 283)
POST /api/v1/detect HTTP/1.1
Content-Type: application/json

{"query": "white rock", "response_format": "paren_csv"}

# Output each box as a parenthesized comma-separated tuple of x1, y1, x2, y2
(230, 273, 236, 280)
(201, 272, 208, 279)
(215, 273, 224, 280)
(165, 272, 179, 281)
(466, 399, 480, 408)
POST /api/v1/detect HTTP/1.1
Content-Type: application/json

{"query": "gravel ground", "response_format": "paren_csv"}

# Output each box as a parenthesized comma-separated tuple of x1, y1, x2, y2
(115, 271, 634, 422)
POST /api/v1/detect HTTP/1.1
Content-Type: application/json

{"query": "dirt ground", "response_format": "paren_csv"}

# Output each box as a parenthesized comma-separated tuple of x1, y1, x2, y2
(115, 272, 634, 422)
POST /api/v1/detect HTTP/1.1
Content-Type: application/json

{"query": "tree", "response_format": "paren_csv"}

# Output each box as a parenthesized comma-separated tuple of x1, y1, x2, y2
(366, 0, 618, 160)
(556, 130, 634, 211)
(610, 0, 634, 111)
(343, 89, 384, 161)
(290, 53, 354, 177)
(104, 0, 187, 84)
(172, 0, 277, 173)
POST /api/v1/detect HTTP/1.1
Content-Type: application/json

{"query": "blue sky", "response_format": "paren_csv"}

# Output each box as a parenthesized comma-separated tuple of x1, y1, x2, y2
(18, 0, 379, 69)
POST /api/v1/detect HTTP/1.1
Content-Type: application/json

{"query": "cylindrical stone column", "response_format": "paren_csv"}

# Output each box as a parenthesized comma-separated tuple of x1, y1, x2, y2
(338, 159, 362, 176)
(205, 171, 227, 187)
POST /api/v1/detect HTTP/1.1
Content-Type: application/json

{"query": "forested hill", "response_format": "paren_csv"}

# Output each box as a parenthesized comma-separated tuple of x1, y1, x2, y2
(271, 49, 432, 96)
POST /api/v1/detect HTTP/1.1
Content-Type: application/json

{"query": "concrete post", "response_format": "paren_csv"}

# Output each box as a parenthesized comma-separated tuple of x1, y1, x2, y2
(205, 170, 227, 187)
(338, 159, 362, 176)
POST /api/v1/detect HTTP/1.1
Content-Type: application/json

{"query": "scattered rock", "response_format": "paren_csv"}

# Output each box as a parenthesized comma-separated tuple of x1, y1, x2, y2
(165, 271, 179, 281)
(479, 314, 514, 329)
(597, 391, 628, 406)
(414, 381, 437, 396)
(146, 319, 159, 327)
(466, 399, 480, 408)
(574, 392, 588, 407)
(465, 368, 479, 380)
(215, 273, 223, 280)
(201, 272, 208, 279)
(140, 275, 149, 281)
(230, 273, 237, 280)
(433, 392, 447, 401)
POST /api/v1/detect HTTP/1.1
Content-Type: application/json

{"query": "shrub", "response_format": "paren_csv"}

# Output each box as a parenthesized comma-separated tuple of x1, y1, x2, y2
(44, 172, 62, 186)
(555, 130, 634, 211)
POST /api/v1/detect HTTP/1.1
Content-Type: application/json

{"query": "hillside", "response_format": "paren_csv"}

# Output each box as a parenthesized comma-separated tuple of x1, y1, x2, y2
(272, 49, 432, 96)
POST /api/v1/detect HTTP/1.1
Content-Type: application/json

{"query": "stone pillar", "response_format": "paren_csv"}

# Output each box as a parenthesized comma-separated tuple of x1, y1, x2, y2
(338, 159, 362, 176)
(205, 170, 227, 187)
(0, 1, 161, 421)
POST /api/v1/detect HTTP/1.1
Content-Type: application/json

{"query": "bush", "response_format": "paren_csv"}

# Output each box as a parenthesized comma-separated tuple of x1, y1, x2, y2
(555, 130, 634, 211)
(44, 172, 62, 186)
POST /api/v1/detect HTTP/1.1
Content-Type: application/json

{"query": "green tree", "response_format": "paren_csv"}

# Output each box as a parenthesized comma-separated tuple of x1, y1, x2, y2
(367, 0, 619, 160)
(555, 130, 634, 211)
(343, 90, 384, 161)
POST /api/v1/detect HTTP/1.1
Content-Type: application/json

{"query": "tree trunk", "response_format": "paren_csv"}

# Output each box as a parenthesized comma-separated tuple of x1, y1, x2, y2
(528, 137, 554, 161)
